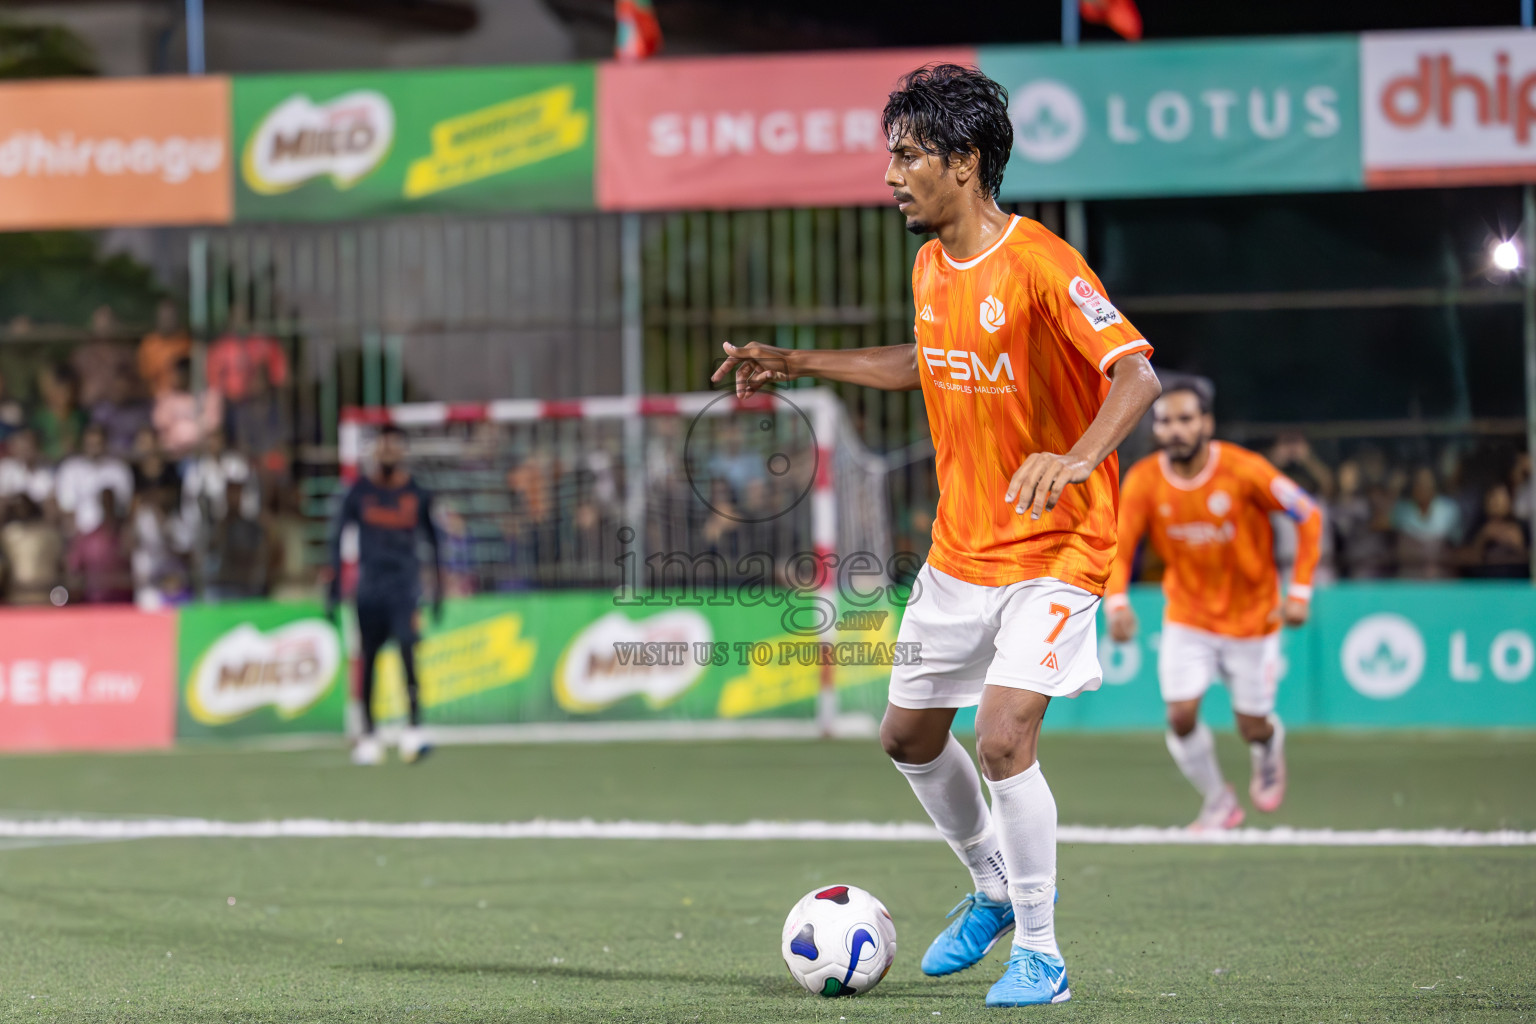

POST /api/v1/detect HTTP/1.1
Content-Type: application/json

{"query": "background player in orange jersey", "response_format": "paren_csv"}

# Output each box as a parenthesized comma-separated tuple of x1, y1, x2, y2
(712, 64, 1161, 1007)
(1107, 376, 1321, 831)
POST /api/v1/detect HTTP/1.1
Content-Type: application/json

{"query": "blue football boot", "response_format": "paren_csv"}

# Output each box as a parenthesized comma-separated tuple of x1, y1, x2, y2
(984, 947, 1071, 1006)
(920, 893, 1015, 976)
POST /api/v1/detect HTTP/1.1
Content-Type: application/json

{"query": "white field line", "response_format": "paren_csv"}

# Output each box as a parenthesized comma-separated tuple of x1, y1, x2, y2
(0, 818, 1532, 847)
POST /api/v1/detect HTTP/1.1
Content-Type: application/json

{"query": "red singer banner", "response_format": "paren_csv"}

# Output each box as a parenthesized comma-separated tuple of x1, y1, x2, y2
(597, 48, 975, 210)
(0, 608, 176, 752)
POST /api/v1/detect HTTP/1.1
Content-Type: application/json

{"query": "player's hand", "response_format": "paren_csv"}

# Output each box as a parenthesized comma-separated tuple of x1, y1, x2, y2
(711, 341, 795, 397)
(1005, 452, 1093, 519)
(1108, 605, 1138, 643)
(1282, 596, 1310, 628)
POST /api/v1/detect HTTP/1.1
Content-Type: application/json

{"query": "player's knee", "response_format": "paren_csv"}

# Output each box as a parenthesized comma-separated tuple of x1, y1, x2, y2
(879, 712, 945, 765)
(973, 705, 1043, 780)
(878, 719, 923, 764)
(1236, 714, 1272, 743)
(1166, 705, 1199, 736)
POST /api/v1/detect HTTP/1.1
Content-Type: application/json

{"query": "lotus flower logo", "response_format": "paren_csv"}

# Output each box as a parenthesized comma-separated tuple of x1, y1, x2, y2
(1340, 613, 1425, 699)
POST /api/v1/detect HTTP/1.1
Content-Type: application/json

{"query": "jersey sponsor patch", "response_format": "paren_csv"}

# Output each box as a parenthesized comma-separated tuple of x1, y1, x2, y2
(1068, 276, 1123, 332)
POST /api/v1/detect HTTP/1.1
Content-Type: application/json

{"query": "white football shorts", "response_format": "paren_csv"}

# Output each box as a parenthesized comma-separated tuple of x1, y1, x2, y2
(1158, 620, 1281, 717)
(887, 563, 1104, 709)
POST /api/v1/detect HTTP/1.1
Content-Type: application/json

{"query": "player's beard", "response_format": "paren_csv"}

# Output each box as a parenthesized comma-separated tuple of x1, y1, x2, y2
(903, 215, 933, 236)
(1164, 431, 1211, 467)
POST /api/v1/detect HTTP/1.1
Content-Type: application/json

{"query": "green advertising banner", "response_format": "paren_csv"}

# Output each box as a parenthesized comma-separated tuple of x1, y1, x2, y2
(978, 37, 1361, 200)
(232, 63, 596, 221)
(1009, 583, 1536, 733)
(1313, 583, 1536, 727)
(174, 583, 1535, 739)
(361, 582, 1536, 731)
(177, 601, 346, 738)
(366, 589, 903, 727)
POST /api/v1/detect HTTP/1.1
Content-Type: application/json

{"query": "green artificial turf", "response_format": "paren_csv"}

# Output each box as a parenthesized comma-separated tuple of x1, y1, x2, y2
(0, 733, 1532, 1022)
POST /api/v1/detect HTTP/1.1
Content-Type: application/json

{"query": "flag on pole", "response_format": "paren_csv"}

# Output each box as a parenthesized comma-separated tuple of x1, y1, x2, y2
(616, 0, 663, 60)
(1079, 0, 1142, 40)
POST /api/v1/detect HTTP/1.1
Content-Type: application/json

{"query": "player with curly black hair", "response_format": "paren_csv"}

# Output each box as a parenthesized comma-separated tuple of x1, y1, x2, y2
(714, 63, 1162, 1006)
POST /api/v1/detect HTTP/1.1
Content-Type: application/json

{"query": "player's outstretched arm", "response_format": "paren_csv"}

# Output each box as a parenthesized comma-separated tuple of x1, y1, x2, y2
(1283, 486, 1323, 628)
(1007, 353, 1161, 519)
(1105, 466, 1151, 642)
(420, 490, 444, 624)
(711, 341, 920, 397)
(324, 485, 359, 619)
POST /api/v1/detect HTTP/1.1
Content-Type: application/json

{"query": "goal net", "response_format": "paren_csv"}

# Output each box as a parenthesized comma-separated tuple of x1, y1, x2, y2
(337, 387, 896, 737)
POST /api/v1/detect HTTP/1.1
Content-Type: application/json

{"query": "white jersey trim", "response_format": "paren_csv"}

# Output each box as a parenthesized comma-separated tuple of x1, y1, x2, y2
(1097, 338, 1151, 376)
(940, 215, 1020, 270)
(1158, 441, 1223, 491)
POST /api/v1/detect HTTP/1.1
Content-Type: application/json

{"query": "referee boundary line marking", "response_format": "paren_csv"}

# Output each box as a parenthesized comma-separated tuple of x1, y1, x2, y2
(0, 818, 1532, 847)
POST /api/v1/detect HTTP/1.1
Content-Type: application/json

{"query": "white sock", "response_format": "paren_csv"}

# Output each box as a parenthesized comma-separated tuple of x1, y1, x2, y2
(1166, 722, 1226, 805)
(892, 734, 1009, 902)
(1249, 714, 1284, 764)
(985, 761, 1059, 959)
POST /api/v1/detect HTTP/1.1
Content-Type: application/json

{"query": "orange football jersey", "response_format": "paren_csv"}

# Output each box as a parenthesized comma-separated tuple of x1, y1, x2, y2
(914, 214, 1153, 594)
(1107, 441, 1322, 637)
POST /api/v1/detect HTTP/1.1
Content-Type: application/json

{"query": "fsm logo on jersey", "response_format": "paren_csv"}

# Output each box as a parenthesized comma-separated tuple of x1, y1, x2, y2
(1340, 613, 1425, 699)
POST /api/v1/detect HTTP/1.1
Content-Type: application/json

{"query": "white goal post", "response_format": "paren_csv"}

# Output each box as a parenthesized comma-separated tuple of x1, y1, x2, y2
(337, 387, 893, 738)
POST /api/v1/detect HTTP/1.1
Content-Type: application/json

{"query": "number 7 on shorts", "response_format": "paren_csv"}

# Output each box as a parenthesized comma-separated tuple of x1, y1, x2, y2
(1045, 603, 1071, 643)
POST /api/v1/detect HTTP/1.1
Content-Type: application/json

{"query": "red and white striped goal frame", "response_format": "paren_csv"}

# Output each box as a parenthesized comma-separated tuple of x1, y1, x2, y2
(339, 388, 848, 732)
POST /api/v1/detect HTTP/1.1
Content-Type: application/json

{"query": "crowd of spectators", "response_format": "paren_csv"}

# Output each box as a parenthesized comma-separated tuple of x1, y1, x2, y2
(0, 301, 303, 607)
(4, 303, 1532, 600)
(1266, 434, 1531, 582)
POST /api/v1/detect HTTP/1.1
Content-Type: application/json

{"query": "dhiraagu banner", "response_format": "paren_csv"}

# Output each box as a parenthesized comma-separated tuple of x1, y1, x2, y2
(979, 36, 1362, 200)
(177, 601, 345, 738)
(232, 63, 595, 221)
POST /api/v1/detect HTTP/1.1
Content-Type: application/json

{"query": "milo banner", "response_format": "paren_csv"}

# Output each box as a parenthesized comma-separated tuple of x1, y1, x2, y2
(978, 37, 1361, 200)
(365, 590, 904, 727)
(232, 63, 596, 221)
(176, 601, 346, 738)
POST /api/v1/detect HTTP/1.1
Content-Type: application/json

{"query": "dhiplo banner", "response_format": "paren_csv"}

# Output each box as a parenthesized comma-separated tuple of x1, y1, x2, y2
(596, 48, 973, 210)
(233, 64, 596, 221)
(0, 77, 230, 231)
(979, 38, 1361, 200)
(177, 601, 346, 738)
(0, 608, 176, 752)
(1362, 28, 1536, 188)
